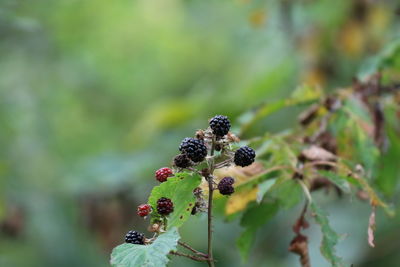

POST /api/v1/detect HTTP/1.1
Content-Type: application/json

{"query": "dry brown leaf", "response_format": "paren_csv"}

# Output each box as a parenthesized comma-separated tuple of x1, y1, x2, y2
(300, 145, 336, 162)
(368, 206, 376, 248)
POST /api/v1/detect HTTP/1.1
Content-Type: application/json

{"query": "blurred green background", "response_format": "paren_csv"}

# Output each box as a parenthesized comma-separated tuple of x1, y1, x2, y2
(0, 0, 399, 266)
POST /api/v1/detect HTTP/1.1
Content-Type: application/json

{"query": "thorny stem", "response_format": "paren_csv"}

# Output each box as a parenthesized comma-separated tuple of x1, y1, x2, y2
(169, 251, 208, 262)
(206, 135, 216, 267)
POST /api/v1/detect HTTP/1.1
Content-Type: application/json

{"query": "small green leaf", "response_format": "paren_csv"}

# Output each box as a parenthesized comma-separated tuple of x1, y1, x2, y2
(148, 172, 201, 229)
(310, 202, 346, 267)
(256, 178, 277, 203)
(110, 228, 180, 267)
(236, 228, 256, 261)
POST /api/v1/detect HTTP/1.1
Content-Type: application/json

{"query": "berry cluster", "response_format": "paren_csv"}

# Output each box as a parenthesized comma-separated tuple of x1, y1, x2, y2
(122, 115, 256, 251)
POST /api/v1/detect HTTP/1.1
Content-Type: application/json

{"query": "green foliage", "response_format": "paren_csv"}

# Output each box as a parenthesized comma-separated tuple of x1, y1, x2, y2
(237, 202, 279, 261)
(310, 202, 346, 267)
(318, 170, 351, 194)
(148, 173, 201, 229)
(359, 38, 400, 79)
(268, 178, 303, 210)
(110, 228, 180, 267)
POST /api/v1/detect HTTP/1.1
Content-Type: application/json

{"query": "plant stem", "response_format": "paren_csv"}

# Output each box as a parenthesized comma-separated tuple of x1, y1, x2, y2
(178, 241, 208, 257)
(206, 136, 216, 267)
(169, 251, 208, 262)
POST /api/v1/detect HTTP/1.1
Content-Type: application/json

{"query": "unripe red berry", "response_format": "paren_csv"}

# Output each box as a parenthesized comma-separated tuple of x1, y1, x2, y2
(137, 204, 152, 217)
(155, 167, 173, 182)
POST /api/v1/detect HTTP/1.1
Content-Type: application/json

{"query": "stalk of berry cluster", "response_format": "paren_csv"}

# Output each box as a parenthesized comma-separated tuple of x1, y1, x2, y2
(206, 135, 217, 267)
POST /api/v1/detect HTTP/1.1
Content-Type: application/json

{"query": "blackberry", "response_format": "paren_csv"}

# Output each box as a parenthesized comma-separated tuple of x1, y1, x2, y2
(137, 204, 152, 217)
(209, 115, 231, 137)
(157, 197, 174, 216)
(125, 230, 145, 245)
(179, 138, 207, 162)
(173, 154, 192, 168)
(218, 177, 235, 195)
(234, 146, 256, 167)
(155, 167, 173, 182)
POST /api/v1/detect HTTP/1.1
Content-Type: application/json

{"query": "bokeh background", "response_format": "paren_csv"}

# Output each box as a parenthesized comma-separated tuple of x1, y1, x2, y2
(1, 0, 399, 266)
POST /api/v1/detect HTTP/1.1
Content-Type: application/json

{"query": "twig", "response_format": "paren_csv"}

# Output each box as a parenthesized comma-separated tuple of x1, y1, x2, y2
(169, 251, 208, 262)
(178, 241, 208, 257)
(297, 179, 312, 203)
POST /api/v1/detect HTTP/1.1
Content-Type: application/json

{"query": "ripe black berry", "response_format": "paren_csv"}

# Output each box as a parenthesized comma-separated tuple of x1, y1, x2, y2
(179, 138, 207, 162)
(234, 146, 256, 167)
(218, 177, 235, 195)
(125, 230, 145, 245)
(209, 115, 231, 137)
(157, 197, 174, 216)
(173, 154, 192, 168)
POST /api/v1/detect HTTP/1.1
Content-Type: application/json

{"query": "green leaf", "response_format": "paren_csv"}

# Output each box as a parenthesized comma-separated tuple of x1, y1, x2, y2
(236, 228, 256, 261)
(148, 172, 201, 229)
(358, 38, 400, 79)
(268, 178, 303, 209)
(256, 178, 277, 203)
(237, 202, 279, 261)
(110, 228, 179, 267)
(318, 170, 351, 194)
(238, 85, 322, 135)
(375, 106, 400, 196)
(310, 202, 346, 267)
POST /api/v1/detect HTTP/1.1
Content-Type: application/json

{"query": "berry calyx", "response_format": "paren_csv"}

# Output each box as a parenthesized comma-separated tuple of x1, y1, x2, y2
(209, 115, 231, 137)
(173, 154, 192, 168)
(125, 230, 145, 245)
(137, 204, 152, 217)
(234, 146, 256, 167)
(218, 177, 235, 195)
(179, 137, 207, 162)
(157, 197, 174, 216)
(155, 167, 173, 182)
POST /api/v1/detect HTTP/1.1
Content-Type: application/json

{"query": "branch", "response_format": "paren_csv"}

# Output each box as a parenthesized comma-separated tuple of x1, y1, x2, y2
(206, 135, 216, 267)
(169, 251, 208, 262)
(178, 241, 208, 257)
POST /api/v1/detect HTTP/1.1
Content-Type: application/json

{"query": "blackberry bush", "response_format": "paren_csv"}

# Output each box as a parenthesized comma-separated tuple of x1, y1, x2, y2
(111, 114, 256, 267)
